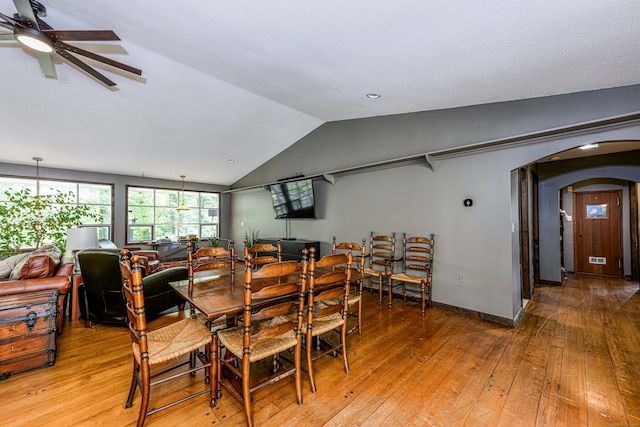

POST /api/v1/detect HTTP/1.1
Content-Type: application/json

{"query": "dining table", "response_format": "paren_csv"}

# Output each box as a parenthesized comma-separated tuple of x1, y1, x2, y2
(169, 266, 371, 324)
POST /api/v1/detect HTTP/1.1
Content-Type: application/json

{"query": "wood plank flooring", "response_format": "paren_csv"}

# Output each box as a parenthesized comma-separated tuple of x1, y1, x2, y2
(1, 274, 638, 426)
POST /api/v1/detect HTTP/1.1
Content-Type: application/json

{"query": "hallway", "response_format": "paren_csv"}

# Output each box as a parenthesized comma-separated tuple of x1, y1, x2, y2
(521, 274, 640, 425)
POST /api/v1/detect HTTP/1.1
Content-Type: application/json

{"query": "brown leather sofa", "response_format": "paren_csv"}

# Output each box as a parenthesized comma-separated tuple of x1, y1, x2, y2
(0, 250, 74, 334)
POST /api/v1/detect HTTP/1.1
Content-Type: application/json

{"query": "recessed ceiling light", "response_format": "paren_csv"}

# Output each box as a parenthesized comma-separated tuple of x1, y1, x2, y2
(550, 156, 561, 161)
(226, 159, 235, 163)
(578, 143, 599, 150)
(366, 93, 381, 99)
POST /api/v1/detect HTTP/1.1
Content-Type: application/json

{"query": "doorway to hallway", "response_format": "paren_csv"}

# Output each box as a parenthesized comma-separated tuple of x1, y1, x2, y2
(573, 190, 623, 277)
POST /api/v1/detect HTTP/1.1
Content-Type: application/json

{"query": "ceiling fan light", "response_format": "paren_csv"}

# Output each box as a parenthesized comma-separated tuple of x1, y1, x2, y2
(14, 27, 54, 53)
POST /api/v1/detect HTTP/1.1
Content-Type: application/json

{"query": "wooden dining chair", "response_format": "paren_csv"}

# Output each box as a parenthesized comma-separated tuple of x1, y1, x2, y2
(187, 241, 235, 277)
(305, 246, 352, 393)
(388, 233, 435, 316)
(121, 254, 214, 427)
(331, 237, 366, 335)
(243, 238, 282, 268)
(362, 231, 396, 306)
(213, 256, 307, 427)
(187, 241, 235, 329)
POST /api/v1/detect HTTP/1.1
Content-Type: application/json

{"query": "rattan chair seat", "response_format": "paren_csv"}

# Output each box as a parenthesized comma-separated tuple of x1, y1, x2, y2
(132, 317, 212, 365)
(307, 311, 343, 336)
(389, 272, 424, 284)
(218, 317, 298, 363)
(323, 294, 361, 306)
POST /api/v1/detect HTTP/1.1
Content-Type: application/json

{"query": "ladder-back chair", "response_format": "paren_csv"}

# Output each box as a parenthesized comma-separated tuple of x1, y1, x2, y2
(187, 241, 235, 277)
(388, 233, 435, 316)
(305, 247, 352, 393)
(121, 254, 214, 427)
(362, 231, 396, 306)
(331, 237, 366, 335)
(243, 238, 282, 268)
(187, 241, 235, 328)
(214, 256, 307, 427)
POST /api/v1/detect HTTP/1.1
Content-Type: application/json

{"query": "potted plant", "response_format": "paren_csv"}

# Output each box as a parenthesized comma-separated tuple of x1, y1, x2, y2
(0, 188, 100, 257)
(243, 227, 260, 249)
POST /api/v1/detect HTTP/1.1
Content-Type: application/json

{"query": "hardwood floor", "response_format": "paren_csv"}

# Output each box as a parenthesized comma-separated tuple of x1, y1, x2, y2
(1, 274, 639, 426)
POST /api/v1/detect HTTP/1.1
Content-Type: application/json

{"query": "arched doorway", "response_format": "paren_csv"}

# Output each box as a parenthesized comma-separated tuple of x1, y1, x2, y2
(517, 141, 640, 304)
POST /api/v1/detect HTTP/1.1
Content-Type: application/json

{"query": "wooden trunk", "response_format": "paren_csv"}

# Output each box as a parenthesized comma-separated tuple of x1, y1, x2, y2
(0, 290, 59, 381)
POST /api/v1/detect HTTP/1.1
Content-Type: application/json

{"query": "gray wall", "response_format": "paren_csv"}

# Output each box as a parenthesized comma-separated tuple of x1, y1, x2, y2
(0, 162, 231, 249)
(230, 85, 640, 322)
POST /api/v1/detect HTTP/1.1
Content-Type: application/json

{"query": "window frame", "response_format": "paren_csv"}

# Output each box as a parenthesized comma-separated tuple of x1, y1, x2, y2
(126, 185, 220, 244)
(0, 175, 114, 243)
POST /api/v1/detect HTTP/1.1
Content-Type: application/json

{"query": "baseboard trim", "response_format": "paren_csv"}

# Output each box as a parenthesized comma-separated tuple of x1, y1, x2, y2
(379, 289, 515, 327)
(538, 279, 562, 286)
(432, 301, 515, 327)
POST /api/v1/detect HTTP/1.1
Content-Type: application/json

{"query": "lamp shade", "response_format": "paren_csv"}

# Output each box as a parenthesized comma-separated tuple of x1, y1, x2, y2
(66, 228, 99, 251)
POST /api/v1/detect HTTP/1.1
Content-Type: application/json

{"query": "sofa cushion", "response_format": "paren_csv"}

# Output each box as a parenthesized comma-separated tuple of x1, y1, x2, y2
(0, 252, 30, 279)
(9, 245, 62, 280)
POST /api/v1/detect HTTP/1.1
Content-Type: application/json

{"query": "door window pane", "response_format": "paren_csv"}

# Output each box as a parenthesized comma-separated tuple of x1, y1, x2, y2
(586, 203, 607, 219)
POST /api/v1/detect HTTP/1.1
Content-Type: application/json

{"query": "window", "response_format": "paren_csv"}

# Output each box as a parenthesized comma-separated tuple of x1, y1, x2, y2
(585, 203, 608, 219)
(0, 177, 113, 241)
(127, 186, 219, 243)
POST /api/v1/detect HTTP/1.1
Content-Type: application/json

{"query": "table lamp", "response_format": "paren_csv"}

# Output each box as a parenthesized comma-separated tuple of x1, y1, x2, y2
(66, 227, 99, 273)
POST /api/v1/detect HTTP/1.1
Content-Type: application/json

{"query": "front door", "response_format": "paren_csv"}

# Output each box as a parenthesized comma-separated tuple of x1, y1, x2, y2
(574, 191, 623, 277)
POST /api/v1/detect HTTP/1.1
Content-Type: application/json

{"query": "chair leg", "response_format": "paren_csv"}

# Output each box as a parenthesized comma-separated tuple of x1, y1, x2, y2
(241, 356, 253, 427)
(378, 275, 383, 306)
(357, 298, 362, 336)
(294, 338, 303, 405)
(204, 342, 215, 408)
(190, 350, 196, 372)
(213, 335, 222, 400)
(421, 282, 426, 317)
(306, 330, 317, 393)
(402, 282, 407, 303)
(388, 277, 393, 309)
(341, 323, 350, 374)
(137, 363, 151, 427)
(125, 359, 139, 408)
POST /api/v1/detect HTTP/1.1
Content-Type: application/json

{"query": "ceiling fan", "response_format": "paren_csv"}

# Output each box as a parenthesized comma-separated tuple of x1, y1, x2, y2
(0, 0, 141, 87)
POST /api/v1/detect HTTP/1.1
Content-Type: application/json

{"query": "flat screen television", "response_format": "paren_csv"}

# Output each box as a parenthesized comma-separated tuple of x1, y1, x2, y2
(270, 178, 316, 219)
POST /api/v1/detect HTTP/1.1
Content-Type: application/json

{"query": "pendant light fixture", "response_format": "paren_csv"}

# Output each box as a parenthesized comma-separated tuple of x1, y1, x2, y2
(32, 156, 44, 232)
(176, 175, 189, 211)
(33, 156, 43, 197)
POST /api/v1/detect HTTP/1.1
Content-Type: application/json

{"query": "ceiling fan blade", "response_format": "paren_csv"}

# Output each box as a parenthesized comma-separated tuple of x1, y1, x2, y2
(43, 30, 120, 42)
(57, 41, 142, 75)
(0, 33, 15, 39)
(13, 0, 40, 30)
(0, 22, 14, 31)
(55, 47, 116, 87)
(0, 11, 20, 26)
(36, 51, 55, 77)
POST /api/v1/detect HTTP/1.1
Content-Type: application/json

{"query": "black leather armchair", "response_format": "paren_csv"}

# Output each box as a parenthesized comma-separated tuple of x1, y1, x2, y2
(77, 250, 186, 327)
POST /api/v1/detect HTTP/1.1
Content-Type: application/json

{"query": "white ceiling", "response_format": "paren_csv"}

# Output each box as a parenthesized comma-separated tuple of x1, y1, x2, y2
(1, 1, 639, 185)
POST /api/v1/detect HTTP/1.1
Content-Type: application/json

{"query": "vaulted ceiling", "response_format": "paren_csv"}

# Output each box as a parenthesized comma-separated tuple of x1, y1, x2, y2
(1, 1, 639, 185)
